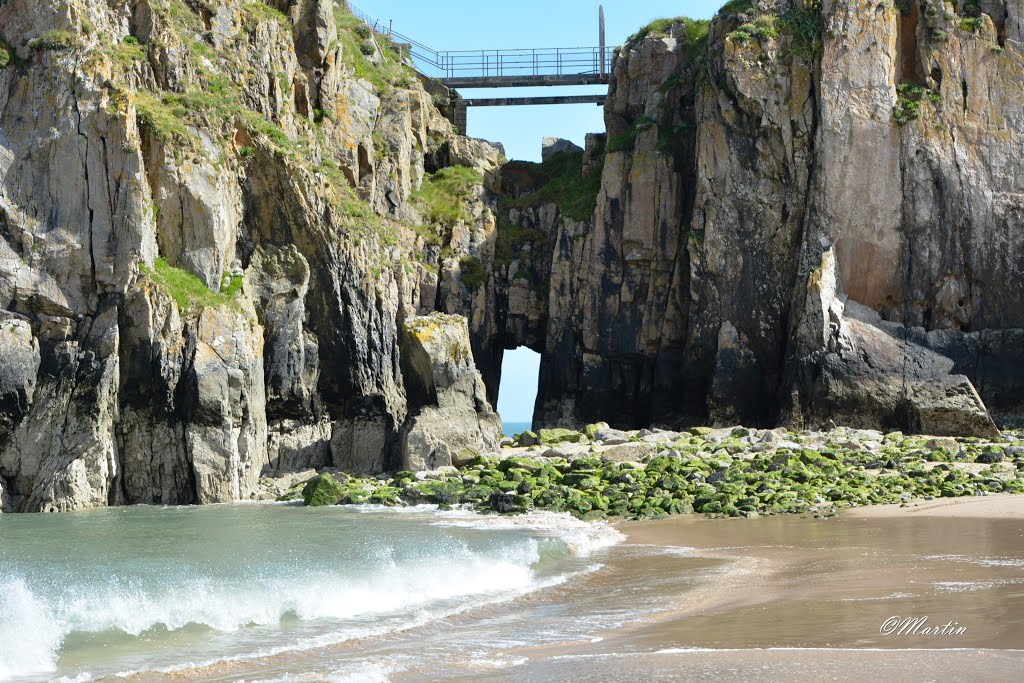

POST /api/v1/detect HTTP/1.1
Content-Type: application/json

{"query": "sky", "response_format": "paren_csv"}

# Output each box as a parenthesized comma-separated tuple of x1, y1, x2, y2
(497, 348, 541, 422)
(351, 1, 725, 422)
(351, 0, 724, 161)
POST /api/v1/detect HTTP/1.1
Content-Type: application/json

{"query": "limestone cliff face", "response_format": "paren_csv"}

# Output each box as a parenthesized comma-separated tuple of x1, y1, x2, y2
(3, 0, 1024, 511)
(499, 0, 1023, 434)
(0, 0, 501, 512)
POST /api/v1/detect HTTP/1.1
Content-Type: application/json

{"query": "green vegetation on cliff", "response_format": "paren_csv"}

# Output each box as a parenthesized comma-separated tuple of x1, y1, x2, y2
(142, 258, 243, 314)
(893, 83, 942, 125)
(505, 150, 604, 223)
(494, 220, 548, 270)
(332, 1, 417, 93)
(411, 166, 482, 225)
(459, 255, 485, 291)
(724, 0, 822, 59)
(624, 17, 710, 54)
(492, 149, 603, 271)
(28, 30, 78, 51)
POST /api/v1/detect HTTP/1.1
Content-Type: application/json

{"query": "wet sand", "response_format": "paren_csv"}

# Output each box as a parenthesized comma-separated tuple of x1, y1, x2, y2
(472, 495, 1024, 681)
(846, 492, 1024, 519)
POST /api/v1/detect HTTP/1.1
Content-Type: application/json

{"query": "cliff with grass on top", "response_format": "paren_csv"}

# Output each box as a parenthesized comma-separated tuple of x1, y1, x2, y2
(481, 0, 1024, 441)
(0, 0, 503, 512)
(3, 0, 1024, 514)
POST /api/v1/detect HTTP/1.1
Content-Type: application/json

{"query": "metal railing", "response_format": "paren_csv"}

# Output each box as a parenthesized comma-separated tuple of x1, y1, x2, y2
(434, 47, 615, 79)
(342, 2, 616, 80)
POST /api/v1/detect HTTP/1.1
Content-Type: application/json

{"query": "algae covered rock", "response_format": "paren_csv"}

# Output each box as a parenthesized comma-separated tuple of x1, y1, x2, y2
(302, 473, 345, 507)
(517, 431, 540, 446)
(583, 422, 610, 440)
(538, 428, 584, 445)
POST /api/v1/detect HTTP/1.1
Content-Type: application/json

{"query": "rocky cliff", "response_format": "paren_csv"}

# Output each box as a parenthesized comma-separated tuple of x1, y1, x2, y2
(485, 0, 1023, 437)
(0, 0, 502, 512)
(3, 0, 1024, 513)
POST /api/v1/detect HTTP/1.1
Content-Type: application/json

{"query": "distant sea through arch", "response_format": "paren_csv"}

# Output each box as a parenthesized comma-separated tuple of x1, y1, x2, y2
(502, 420, 532, 437)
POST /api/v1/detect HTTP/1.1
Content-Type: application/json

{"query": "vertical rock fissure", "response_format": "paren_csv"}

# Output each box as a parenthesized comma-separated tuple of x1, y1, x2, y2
(71, 69, 98, 302)
(898, 1, 922, 84)
(780, 68, 823, 417)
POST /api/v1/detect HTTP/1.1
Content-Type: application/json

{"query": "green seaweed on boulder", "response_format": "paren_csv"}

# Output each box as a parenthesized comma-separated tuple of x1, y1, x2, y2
(302, 473, 346, 507)
(538, 428, 585, 445)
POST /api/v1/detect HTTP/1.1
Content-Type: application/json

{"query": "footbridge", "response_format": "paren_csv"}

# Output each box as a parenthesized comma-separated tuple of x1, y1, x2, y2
(346, 3, 616, 133)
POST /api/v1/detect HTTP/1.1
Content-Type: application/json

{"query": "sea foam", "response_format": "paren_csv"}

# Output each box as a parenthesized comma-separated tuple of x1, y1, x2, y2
(0, 506, 621, 682)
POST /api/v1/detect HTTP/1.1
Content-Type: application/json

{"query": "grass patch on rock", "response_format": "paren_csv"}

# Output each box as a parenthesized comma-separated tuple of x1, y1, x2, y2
(332, 3, 418, 94)
(894, 83, 942, 125)
(142, 257, 243, 314)
(29, 30, 78, 51)
(411, 166, 482, 226)
(624, 17, 709, 54)
(502, 151, 603, 223)
(724, 0, 821, 59)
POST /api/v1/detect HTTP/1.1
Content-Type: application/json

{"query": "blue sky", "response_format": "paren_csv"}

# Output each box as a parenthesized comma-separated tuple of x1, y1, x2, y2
(352, 1, 725, 421)
(352, 0, 724, 160)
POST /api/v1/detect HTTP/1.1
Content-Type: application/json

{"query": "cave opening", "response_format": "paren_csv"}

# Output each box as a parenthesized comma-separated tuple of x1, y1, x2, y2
(496, 346, 540, 436)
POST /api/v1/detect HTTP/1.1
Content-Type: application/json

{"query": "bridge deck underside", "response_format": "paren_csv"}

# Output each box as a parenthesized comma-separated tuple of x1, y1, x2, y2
(440, 74, 611, 89)
(461, 95, 606, 107)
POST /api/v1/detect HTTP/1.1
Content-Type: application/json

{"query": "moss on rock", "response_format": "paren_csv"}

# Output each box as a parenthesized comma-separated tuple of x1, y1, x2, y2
(538, 428, 585, 445)
(290, 426, 1024, 521)
(302, 473, 346, 507)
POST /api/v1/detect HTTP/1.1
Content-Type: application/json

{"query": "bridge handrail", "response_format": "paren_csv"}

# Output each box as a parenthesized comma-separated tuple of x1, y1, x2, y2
(340, 2, 616, 80)
(343, 2, 444, 66)
(435, 48, 615, 79)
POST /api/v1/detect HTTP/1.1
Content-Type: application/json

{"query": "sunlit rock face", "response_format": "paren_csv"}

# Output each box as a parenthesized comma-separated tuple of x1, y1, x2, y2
(507, 1, 1024, 434)
(0, 0, 504, 511)
(2, 0, 1024, 512)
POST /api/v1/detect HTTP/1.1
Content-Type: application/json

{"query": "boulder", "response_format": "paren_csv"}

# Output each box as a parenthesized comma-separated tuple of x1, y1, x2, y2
(600, 442, 657, 463)
(399, 314, 502, 471)
(907, 378, 1001, 441)
(518, 431, 539, 446)
(538, 428, 584, 445)
(541, 137, 583, 162)
(975, 450, 1005, 465)
(302, 472, 345, 507)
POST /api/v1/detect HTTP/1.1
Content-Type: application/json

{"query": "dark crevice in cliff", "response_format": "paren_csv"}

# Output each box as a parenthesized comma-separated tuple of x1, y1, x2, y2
(71, 70, 98, 308)
(780, 72, 823, 426)
(897, 1, 922, 84)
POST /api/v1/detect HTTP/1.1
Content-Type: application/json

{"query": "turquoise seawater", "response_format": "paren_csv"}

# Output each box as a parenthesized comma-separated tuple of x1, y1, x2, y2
(502, 420, 532, 436)
(0, 503, 623, 682)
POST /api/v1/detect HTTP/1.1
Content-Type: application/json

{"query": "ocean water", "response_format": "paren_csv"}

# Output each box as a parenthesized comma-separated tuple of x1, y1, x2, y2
(502, 421, 532, 437)
(0, 503, 626, 682)
(3, 503, 1022, 681)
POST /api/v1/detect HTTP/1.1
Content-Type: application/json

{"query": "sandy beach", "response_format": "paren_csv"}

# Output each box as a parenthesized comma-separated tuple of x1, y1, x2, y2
(845, 493, 1024, 519)
(454, 494, 1024, 681)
